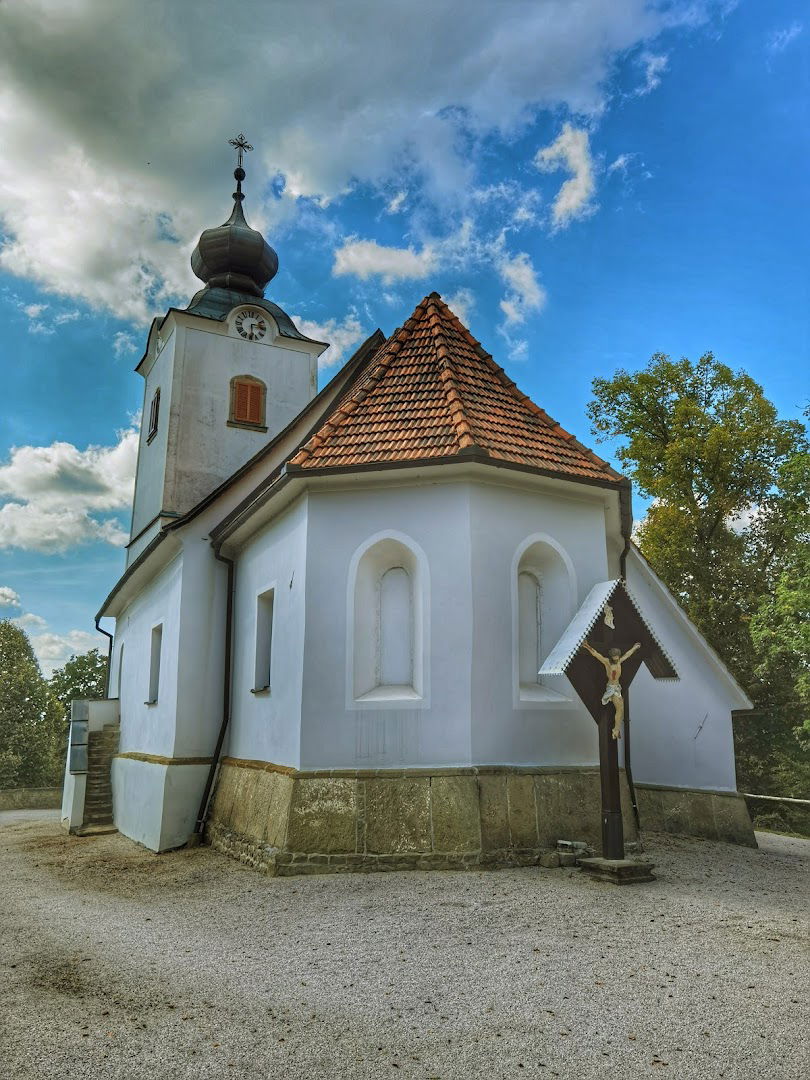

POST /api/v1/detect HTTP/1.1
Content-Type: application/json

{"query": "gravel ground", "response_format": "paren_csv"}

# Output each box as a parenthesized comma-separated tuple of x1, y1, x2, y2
(0, 819, 807, 1080)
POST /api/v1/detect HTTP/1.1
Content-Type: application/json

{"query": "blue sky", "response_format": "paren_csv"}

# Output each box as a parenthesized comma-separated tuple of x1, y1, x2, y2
(0, 0, 807, 674)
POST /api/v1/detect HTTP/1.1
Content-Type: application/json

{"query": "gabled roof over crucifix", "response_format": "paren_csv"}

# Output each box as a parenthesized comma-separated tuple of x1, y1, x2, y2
(540, 579, 678, 722)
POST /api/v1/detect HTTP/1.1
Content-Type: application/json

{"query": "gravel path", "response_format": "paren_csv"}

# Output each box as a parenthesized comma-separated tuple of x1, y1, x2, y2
(0, 820, 807, 1079)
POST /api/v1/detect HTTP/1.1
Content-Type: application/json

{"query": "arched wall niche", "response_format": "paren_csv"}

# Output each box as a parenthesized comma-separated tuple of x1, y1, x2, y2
(347, 532, 429, 707)
(511, 533, 576, 706)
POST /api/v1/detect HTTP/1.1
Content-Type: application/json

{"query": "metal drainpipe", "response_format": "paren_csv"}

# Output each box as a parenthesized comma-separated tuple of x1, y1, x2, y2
(95, 618, 114, 698)
(193, 547, 235, 837)
(619, 537, 642, 837)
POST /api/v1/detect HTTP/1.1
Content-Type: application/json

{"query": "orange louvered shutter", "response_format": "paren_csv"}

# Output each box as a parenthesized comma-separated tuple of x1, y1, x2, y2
(233, 379, 263, 425)
(246, 382, 262, 425)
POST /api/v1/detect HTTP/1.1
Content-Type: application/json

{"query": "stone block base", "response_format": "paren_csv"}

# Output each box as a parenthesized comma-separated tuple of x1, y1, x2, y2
(206, 759, 638, 874)
(579, 857, 656, 885)
(635, 784, 756, 847)
(205, 759, 755, 876)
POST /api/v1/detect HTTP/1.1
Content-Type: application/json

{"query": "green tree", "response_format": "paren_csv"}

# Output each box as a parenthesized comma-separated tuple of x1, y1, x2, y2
(49, 647, 108, 725)
(0, 620, 64, 788)
(588, 353, 810, 821)
(748, 451, 810, 737)
(588, 352, 806, 680)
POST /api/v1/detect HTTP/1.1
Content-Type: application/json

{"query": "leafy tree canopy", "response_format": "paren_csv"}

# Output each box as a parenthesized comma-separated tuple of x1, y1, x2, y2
(0, 620, 64, 789)
(588, 352, 805, 536)
(49, 647, 108, 724)
(588, 353, 810, 814)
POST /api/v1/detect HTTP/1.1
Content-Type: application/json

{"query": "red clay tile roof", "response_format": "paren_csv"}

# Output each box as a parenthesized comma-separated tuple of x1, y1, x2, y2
(289, 292, 623, 485)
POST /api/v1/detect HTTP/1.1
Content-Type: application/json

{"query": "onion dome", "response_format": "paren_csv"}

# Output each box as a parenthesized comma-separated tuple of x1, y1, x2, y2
(190, 165, 278, 297)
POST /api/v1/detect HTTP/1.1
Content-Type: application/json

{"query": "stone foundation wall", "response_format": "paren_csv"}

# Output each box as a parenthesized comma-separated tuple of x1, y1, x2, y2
(0, 786, 62, 810)
(207, 758, 642, 874)
(206, 759, 756, 875)
(636, 784, 756, 847)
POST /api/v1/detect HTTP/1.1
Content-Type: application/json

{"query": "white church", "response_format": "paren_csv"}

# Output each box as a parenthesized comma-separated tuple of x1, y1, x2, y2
(62, 153, 755, 871)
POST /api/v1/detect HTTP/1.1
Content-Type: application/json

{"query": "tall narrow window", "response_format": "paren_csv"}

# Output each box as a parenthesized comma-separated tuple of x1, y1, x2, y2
(147, 387, 160, 442)
(518, 571, 542, 686)
(230, 375, 266, 429)
(352, 536, 423, 702)
(379, 567, 412, 686)
(147, 624, 162, 704)
(253, 589, 275, 693)
(515, 537, 574, 703)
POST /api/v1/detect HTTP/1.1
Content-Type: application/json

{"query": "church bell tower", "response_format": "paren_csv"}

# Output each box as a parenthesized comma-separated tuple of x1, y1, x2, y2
(128, 136, 327, 563)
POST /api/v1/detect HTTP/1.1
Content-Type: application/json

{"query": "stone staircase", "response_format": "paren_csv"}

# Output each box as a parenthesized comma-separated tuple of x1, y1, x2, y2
(79, 722, 119, 833)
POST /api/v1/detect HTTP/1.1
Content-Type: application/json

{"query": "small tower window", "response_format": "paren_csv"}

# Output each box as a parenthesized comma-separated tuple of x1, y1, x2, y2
(229, 375, 267, 430)
(147, 388, 160, 443)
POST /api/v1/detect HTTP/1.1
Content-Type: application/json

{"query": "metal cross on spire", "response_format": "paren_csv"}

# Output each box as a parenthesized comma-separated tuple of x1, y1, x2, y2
(228, 133, 254, 169)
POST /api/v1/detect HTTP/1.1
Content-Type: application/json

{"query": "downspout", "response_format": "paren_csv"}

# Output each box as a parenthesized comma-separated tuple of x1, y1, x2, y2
(192, 546, 235, 837)
(618, 499, 642, 838)
(95, 618, 114, 698)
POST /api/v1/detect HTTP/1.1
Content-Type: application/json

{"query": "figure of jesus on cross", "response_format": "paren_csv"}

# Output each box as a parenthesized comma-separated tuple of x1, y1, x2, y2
(581, 640, 641, 740)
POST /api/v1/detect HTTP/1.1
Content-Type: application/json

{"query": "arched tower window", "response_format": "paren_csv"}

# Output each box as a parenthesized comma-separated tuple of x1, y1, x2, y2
(229, 375, 267, 430)
(515, 537, 575, 702)
(351, 536, 425, 702)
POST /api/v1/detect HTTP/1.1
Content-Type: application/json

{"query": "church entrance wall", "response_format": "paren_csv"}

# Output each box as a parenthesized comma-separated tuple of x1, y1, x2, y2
(204, 757, 754, 875)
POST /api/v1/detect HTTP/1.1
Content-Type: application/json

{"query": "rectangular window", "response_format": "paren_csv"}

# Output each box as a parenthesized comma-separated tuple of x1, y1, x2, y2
(233, 380, 263, 426)
(147, 624, 162, 704)
(147, 387, 160, 442)
(253, 589, 274, 693)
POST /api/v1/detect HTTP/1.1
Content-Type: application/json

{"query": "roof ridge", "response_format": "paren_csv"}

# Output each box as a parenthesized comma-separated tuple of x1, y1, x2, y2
(425, 295, 476, 450)
(289, 299, 432, 467)
(453, 327, 622, 480)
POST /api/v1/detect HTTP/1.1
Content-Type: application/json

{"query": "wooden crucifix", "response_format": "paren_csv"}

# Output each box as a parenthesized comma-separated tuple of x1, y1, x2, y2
(540, 580, 678, 865)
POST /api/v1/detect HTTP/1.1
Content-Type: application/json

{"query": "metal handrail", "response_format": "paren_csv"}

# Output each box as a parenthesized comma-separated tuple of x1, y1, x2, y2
(742, 793, 810, 806)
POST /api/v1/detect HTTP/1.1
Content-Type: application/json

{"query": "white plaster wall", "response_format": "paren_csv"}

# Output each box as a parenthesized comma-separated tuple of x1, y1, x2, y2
(129, 329, 176, 548)
(625, 548, 742, 792)
(166, 323, 317, 515)
(300, 482, 474, 769)
(113, 553, 183, 758)
(173, 536, 228, 758)
(469, 482, 610, 766)
(228, 496, 309, 768)
(160, 763, 211, 850)
(111, 757, 167, 850)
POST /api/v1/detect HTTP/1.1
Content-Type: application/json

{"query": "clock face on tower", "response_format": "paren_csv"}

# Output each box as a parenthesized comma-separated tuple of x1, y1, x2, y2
(234, 308, 268, 342)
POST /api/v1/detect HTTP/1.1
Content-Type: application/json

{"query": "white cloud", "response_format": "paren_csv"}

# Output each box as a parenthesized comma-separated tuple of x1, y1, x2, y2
(385, 191, 407, 215)
(496, 251, 547, 325)
(635, 52, 668, 95)
(727, 504, 761, 534)
(113, 331, 138, 359)
(0, 585, 21, 607)
(12, 612, 48, 631)
(767, 22, 802, 54)
(5, 293, 84, 335)
(0, 0, 705, 319)
(291, 312, 369, 371)
(333, 239, 438, 282)
(28, 320, 56, 336)
(443, 288, 476, 327)
(607, 153, 634, 175)
(29, 629, 100, 677)
(0, 428, 137, 552)
(534, 123, 597, 228)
